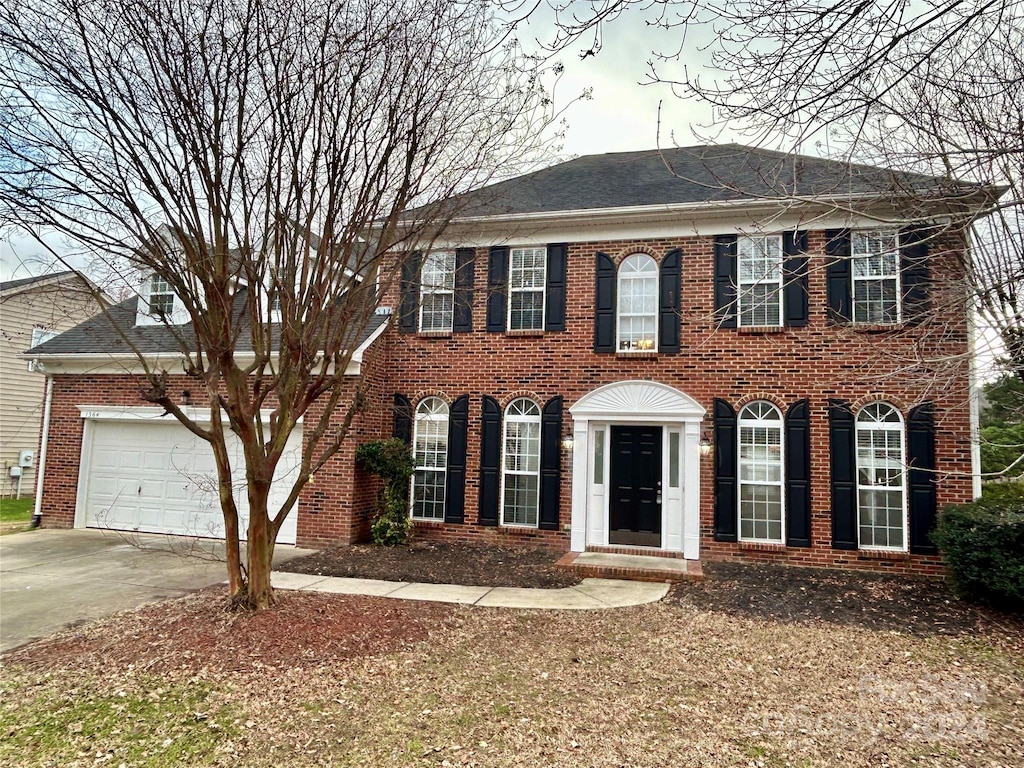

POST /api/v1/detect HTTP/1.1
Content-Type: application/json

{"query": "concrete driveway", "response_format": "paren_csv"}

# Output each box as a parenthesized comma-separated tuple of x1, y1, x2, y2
(0, 528, 312, 653)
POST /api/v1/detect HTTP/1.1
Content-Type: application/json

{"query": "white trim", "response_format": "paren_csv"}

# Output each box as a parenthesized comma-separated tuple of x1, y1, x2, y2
(418, 251, 456, 333)
(499, 398, 542, 528)
(32, 375, 54, 522)
(736, 401, 786, 544)
(568, 380, 704, 559)
(855, 403, 909, 552)
(616, 254, 659, 352)
(851, 230, 902, 325)
(736, 235, 784, 328)
(75, 405, 300, 424)
(410, 397, 449, 521)
(507, 246, 547, 332)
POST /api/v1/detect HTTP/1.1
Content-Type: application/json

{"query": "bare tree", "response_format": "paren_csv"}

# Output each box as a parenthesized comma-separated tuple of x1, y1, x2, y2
(1, 0, 560, 609)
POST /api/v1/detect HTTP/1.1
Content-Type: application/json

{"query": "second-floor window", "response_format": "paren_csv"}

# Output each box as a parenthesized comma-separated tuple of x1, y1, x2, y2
(508, 247, 546, 331)
(148, 275, 175, 316)
(419, 251, 455, 332)
(617, 253, 658, 351)
(738, 235, 783, 327)
(852, 231, 900, 324)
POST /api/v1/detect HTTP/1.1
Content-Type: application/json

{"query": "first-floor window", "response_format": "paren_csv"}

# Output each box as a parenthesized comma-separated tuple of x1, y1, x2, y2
(856, 402, 906, 549)
(738, 235, 783, 327)
(501, 398, 541, 526)
(419, 251, 455, 332)
(617, 253, 658, 351)
(738, 401, 784, 542)
(411, 397, 448, 520)
(852, 231, 900, 324)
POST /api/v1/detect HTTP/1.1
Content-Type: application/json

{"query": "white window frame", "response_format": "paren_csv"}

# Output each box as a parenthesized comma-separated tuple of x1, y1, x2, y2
(737, 235, 784, 328)
(507, 247, 547, 331)
(855, 402, 908, 551)
(500, 398, 542, 527)
(616, 253, 658, 352)
(419, 251, 455, 333)
(27, 327, 58, 370)
(148, 275, 175, 316)
(852, 230, 901, 324)
(410, 397, 449, 521)
(737, 401, 785, 543)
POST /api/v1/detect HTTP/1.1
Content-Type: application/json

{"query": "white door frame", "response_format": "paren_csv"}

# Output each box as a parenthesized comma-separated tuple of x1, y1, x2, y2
(568, 381, 705, 560)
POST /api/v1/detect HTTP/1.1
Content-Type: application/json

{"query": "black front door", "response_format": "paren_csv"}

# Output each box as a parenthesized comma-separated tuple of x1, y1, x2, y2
(609, 425, 663, 547)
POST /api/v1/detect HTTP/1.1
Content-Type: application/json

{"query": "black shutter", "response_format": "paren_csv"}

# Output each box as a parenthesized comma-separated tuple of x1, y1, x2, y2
(392, 394, 412, 444)
(545, 243, 568, 332)
(907, 403, 938, 554)
(398, 252, 421, 333)
(713, 398, 738, 542)
(829, 399, 858, 549)
(477, 396, 501, 526)
(486, 246, 508, 332)
(659, 248, 681, 353)
(453, 248, 475, 333)
(782, 231, 809, 327)
(785, 399, 812, 547)
(825, 230, 852, 323)
(539, 396, 562, 531)
(594, 252, 616, 353)
(901, 228, 930, 325)
(713, 236, 738, 328)
(444, 395, 469, 524)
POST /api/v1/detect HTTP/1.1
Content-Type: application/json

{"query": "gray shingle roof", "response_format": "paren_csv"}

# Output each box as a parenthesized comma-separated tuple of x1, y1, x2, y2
(27, 287, 389, 357)
(1, 270, 77, 293)
(435, 143, 981, 219)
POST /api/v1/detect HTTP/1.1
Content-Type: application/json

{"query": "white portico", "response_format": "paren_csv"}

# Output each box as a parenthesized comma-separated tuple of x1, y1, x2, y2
(568, 380, 705, 560)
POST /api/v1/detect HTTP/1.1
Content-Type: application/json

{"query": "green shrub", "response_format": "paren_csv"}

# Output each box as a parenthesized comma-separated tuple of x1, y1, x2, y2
(933, 489, 1024, 611)
(356, 439, 414, 546)
(980, 422, 1024, 478)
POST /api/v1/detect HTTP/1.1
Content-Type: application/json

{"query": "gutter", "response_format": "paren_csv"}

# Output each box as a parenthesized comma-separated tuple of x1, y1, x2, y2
(31, 374, 54, 528)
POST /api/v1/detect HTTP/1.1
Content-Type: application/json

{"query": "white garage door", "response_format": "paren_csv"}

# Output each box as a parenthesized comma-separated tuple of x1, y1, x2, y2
(81, 418, 302, 544)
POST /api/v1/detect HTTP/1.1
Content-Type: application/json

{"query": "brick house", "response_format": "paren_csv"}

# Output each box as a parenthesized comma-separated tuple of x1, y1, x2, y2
(26, 145, 995, 575)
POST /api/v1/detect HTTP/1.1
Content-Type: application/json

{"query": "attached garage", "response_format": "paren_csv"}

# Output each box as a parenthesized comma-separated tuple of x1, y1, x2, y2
(76, 408, 301, 544)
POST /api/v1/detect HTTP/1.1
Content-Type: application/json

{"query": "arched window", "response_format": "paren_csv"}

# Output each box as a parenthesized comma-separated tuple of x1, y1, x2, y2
(738, 401, 784, 542)
(501, 398, 542, 526)
(419, 251, 455, 332)
(617, 254, 658, 351)
(856, 402, 906, 549)
(411, 397, 449, 520)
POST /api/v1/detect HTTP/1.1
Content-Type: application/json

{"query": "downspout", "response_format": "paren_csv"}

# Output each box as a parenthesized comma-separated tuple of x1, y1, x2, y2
(31, 373, 54, 528)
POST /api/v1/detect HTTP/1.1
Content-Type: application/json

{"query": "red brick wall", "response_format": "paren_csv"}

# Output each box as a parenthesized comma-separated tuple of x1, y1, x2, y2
(376, 230, 974, 574)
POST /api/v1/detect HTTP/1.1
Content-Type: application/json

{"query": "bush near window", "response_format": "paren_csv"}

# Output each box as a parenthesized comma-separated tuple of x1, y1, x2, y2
(356, 439, 414, 547)
(933, 483, 1024, 611)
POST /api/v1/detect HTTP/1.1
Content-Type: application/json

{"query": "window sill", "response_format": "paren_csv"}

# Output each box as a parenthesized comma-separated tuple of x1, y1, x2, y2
(738, 541, 786, 552)
(505, 329, 545, 337)
(616, 350, 659, 358)
(856, 548, 910, 560)
(417, 330, 452, 339)
(737, 325, 785, 335)
(851, 323, 902, 333)
(499, 523, 541, 533)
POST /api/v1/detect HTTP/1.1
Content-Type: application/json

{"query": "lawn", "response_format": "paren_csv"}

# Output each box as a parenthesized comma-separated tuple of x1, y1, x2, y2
(0, 496, 34, 529)
(1, 568, 1021, 768)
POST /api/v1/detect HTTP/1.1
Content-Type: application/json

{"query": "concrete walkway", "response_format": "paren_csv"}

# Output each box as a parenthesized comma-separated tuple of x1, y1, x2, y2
(272, 571, 669, 609)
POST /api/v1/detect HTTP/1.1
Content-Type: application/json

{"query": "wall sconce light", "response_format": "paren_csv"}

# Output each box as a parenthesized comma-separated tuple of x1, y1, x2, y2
(181, 390, 192, 406)
(562, 435, 575, 452)
(699, 430, 712, 457)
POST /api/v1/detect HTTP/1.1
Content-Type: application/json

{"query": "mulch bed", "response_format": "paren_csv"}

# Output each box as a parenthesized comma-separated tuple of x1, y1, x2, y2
(279, 540, 582, 589)
(672, 560, 1024, 637)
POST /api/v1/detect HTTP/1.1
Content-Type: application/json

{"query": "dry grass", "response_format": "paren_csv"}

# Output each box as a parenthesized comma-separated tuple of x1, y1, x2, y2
(2, 592, 1022, 767)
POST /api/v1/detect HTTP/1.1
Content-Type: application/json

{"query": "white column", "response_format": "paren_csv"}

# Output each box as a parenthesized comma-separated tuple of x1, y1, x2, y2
(569, 418, 589, 552)
(682, 420, 701, 560)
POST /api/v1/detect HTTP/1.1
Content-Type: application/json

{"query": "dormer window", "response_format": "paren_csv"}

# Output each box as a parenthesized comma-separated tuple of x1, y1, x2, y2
(148, 276, 175, 315)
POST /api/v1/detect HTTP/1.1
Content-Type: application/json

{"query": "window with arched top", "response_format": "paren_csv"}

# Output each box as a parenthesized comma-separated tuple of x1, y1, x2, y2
(616, 254, 658, 351)
(856, 402, 906, 549)
(738, 401, 784, 542)
(411, 397, 449, 520)
(501, 398, 542, 526)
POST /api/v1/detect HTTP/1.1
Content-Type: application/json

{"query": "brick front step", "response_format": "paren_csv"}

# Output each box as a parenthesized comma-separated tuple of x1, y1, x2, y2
(583, 545, 687, 559)
(556, 551, 704, 582)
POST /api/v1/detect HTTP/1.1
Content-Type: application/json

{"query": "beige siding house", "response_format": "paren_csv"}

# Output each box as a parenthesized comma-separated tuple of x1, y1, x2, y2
(0, 272, 104, 498)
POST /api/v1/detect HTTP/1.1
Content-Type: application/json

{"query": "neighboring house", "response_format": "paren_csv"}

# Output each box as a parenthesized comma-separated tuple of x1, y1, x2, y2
(0, 271, 105, 499)
(26, 145, 998, 574)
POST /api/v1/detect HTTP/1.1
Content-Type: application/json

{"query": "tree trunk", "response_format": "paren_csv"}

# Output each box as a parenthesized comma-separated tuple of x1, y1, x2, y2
(211, 438, 246, 599)
(245, 473, 275, 610)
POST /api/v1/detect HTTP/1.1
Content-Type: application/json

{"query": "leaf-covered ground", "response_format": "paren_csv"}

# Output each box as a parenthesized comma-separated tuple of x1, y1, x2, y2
(2, 566, 1022, 767)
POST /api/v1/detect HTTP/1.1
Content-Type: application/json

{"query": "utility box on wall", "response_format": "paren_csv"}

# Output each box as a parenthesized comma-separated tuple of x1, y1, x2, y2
(18, 450, 34, 468)
(9, 465, 22, 478)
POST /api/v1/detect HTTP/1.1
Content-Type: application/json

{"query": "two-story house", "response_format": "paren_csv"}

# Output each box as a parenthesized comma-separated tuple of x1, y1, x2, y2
(26, 145, 996, 575)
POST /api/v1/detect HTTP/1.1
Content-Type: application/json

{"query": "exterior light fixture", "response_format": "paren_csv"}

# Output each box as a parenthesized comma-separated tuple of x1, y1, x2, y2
(699, 430, 712, 457)
(181, 390, 192, 406)
(562, 435, 575, 452)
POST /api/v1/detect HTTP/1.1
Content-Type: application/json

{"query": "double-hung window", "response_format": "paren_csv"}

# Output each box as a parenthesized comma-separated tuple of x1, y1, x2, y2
(852, 231, 900, 324)
(737, 402, 784, 542)
(508, 247, 546, 331)
(856, 403, 906, 549)
(148, 275, 175, 316)
(501, 398, 542, 526)
(737, 235, 783, 327)
(617, 253, 658, 351)
(419, 251, 455, 332)
(411, 397, 449, 520)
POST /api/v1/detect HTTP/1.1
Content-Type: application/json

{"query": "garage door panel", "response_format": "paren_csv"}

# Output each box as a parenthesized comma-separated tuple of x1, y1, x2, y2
(83, 419, 301, 544)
